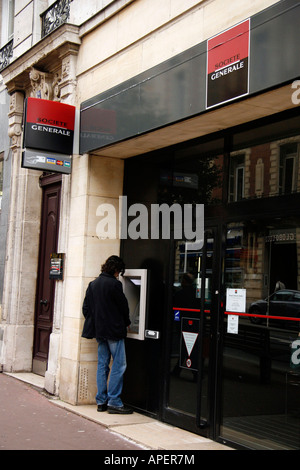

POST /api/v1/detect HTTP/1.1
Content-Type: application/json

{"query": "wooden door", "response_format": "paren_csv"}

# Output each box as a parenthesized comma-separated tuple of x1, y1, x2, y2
(33, 176, 61, 376)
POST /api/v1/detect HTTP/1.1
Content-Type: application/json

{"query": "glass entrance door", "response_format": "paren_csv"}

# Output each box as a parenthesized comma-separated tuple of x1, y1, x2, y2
(221, 216, 300, 450)
(165, 228, 220, 435)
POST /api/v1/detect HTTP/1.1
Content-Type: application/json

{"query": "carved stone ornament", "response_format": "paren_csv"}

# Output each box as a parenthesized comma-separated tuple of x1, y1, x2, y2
(8, 91, 24, 150)
(29, 68, 55, 100)
(52, 72, 62, 101)
(29, 67, 63, 101)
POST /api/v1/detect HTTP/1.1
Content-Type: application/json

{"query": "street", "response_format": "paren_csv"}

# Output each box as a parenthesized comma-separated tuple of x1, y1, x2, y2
(0, 373, 143, 450)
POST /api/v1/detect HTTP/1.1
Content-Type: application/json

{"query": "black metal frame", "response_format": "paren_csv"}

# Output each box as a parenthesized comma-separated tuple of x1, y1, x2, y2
(0, 39, 13, 72)
(161, 223, 224, 440)
(41, 0, 71, 38)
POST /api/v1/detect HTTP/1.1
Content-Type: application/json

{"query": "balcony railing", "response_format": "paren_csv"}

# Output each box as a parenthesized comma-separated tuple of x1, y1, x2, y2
(0, 39, 13, 72)
(41, 0, 71, 38)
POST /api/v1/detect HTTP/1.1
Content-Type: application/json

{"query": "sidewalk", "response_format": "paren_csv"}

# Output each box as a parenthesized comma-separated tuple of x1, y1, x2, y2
(5, 372, 232, 451)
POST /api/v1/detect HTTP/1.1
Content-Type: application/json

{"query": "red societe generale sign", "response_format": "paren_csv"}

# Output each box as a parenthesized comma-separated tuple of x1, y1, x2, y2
(207, 19, 250, 108)
(24, 97, 76, 155)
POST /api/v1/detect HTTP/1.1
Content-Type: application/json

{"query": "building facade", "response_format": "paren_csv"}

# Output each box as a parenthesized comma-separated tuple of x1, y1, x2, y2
(0, 0, 299, 450)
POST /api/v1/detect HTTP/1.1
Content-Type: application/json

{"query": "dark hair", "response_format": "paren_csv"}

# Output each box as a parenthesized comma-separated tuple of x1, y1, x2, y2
(101, 255, 125, 276)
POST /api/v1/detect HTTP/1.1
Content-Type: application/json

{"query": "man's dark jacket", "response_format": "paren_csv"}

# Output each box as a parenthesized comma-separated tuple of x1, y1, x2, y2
(82, 273, 130, 341)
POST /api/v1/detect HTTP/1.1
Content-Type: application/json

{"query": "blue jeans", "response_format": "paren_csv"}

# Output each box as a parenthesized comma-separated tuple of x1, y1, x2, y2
(96, 339, 127, 408)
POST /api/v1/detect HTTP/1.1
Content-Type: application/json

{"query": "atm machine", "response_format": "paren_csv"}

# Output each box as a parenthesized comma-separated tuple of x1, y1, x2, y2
(121, 269, 158, 340)
(120, 268, 163, 414)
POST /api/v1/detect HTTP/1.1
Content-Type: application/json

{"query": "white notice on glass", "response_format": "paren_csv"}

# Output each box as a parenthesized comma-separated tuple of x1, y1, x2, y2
(227, 315, 239, 334)
(226, 288, 246, 313)
(226, 288, 246, 334)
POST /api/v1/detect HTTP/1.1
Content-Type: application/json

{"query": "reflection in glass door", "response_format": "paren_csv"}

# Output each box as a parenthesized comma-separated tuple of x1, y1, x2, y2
(166, 230, 217, 432)
(221, 217, 300, 450)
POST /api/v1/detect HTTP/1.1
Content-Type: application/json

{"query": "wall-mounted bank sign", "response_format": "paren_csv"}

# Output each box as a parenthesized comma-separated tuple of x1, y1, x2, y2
(206, 19, 250, 109)
(24, 98, 76, 154)
(22, 98, 76, 174)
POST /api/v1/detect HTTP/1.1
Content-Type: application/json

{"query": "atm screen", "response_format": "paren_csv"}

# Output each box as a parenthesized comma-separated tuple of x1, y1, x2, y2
(129, 278, 141, 286)
(124, 277, 141, 333)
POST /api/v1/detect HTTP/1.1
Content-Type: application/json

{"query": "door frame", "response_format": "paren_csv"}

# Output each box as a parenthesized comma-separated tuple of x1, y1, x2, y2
(162, 222, 224, 440)
(33, 173, 62, 375)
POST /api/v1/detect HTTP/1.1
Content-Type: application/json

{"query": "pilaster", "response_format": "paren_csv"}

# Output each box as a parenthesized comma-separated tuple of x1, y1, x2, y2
(1, 91, 42, 372)
(59, 153, 124, 405)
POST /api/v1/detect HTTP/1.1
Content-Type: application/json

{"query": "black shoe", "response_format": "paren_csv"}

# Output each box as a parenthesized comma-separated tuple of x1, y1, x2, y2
(107, 405, 133, 414)
(97, 403, 107, 412)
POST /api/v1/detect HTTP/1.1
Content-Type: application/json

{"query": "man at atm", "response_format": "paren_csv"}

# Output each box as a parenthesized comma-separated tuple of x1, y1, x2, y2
(82, 255, 133, 414)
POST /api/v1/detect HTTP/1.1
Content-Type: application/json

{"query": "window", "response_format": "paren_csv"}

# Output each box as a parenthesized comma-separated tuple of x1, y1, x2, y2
(7, 0, 14, 41)
(230, 113, 300, 201)
(222, 217, 300, 449)
(279, 143, 299, 195)
(1, 0, 14, 46)
(228, 154, 245, 202)
(271, 291, 292, 302)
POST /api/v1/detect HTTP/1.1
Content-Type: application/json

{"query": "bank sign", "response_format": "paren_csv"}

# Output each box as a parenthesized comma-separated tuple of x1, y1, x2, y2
(22, 98, 76, 174)
(206, 19, 250, 109)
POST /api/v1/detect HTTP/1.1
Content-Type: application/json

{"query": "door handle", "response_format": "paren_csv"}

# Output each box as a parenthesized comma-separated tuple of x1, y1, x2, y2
(40, 299, 48, 305)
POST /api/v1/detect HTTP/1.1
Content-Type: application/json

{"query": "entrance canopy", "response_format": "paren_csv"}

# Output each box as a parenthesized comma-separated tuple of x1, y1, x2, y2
(80, 0, 300, 158)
